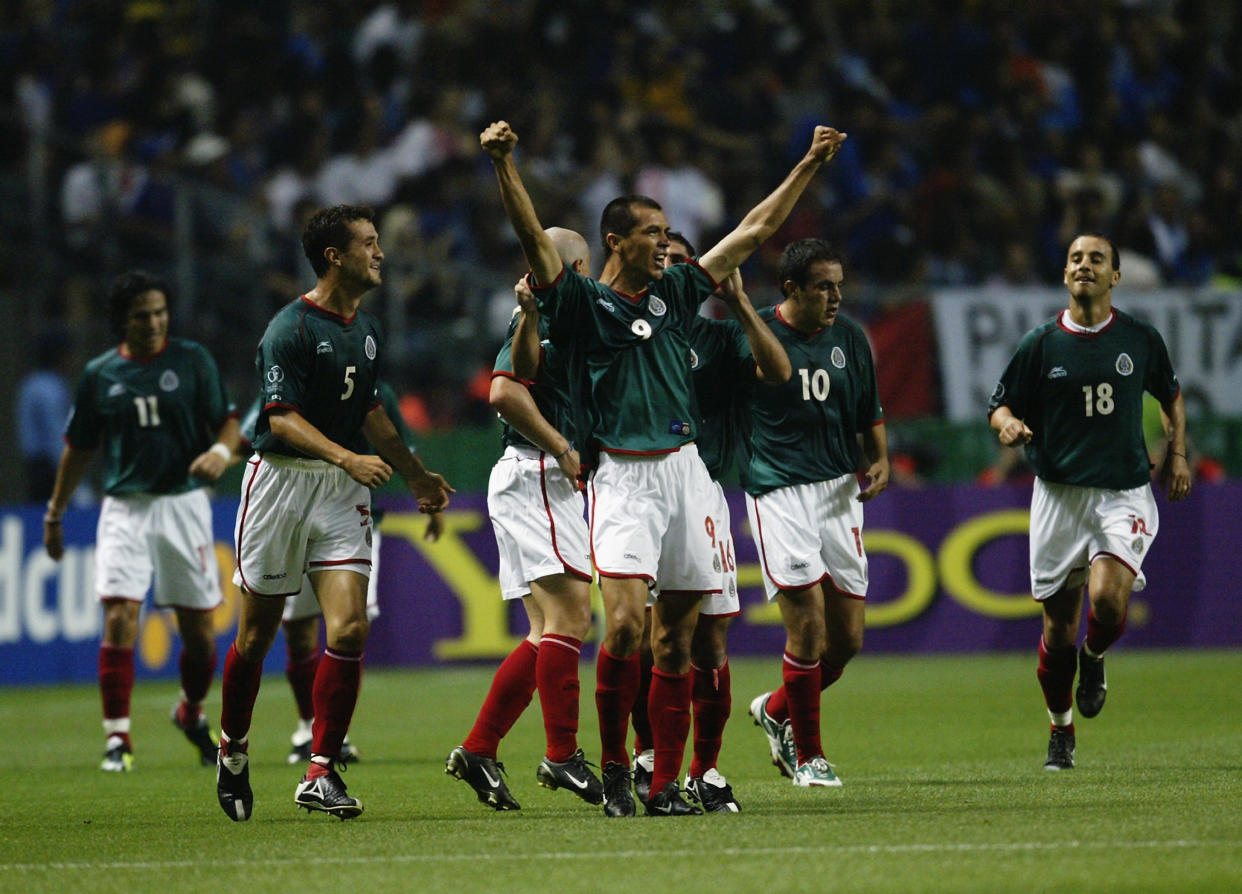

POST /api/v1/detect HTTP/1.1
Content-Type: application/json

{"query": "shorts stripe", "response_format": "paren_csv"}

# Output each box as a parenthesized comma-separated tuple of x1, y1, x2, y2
(235, 456, 263, 595)
(539, 453, 591, 581)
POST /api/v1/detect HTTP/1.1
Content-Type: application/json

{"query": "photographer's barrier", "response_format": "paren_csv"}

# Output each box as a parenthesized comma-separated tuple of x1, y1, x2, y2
(3, 482, 1238, 685)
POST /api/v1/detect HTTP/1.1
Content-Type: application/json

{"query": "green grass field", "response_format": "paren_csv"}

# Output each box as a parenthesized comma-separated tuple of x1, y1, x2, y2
(4, 650, 1240, 893)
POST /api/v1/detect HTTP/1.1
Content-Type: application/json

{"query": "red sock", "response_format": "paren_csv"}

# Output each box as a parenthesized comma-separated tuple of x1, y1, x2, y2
(595, 646, 640, 767)
(219, 643, 264, 744)
(1037, 636, 1077, 715)
(688, 660, 731, 779)
(462, 639, 537, 758)
(537, 634, 583, 762)
(784, 652, 822, 765)
(310, 648, 363, 760)
(766, 684, 789, 723)
(821, 662, 844, 689)
(648, 667, 693, 796)
(631, 651, 654, 754)
(1084, 607, 1127, 655)
(178, 646, 217, 718)
(286, 651, 319, 721)
(99, 645, 134, 723)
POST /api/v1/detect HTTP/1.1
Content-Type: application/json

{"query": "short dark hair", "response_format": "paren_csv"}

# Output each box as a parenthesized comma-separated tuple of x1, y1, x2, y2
(599, 194, 662, 259)
(778, 239, 843, 296)
(302, 204, 376, 276)
(1077, 232, 1121, 271)
(108, 270, 170, 337)
(666, 230, 697, 258)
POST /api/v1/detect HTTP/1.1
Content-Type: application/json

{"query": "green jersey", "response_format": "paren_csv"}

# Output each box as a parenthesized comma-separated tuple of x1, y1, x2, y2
(533, 261, 718, 454)
(493, 312, 577, 451)
(241, 380, 413, 454)
(988, 308, 1179, 489)
(687, 314, 755, 481)
(743, 306, 883, 496)
(65, 337, 235, 495)
(251, 296, 384, 457)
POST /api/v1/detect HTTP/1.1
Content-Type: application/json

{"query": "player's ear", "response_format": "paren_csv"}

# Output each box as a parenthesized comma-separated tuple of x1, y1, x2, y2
(324, 246, 341, 268)
(1111, 269, 1121, 287)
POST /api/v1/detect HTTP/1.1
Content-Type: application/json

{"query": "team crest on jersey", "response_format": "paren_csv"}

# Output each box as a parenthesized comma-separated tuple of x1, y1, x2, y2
(648, 295, 667, 317)
(266, 365, 284, 384)
(365, 335, 377, 360)
(689, 348, 700, 369)
(831, 346, 846, 369)
(159, 370, 179, 391)
(1116, 353, 1134, 376)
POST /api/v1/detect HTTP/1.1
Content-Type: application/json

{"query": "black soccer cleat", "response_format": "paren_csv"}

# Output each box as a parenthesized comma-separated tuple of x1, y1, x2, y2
(644, 781, 703, 816)
(631, 749, 654, 803)
(294, 764, 363, 819)
(445, 745, 520, 810)
(536, 748, 604, 805)
(1075, 646, 1107, 718)
(685, 769, 741, 813)
(1044, 728, 1076, 771)
(172, 704, 218, 767)
(216, 747, 253, 821)
(601, 761, 636, 818)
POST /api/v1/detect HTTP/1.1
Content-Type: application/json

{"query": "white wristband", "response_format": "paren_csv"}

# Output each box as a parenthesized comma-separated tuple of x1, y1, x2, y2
(209, 443, 232, 461)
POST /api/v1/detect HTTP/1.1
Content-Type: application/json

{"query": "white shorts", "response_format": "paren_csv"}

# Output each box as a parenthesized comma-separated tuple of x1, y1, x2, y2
(488, 445, 592, 601)
(747, 473, 868, 601)
(95, 489, 222, 611)
(283, 529, 383, 622)
(234, 454, 374, 598)
(701, 480, 740, 616)
(589, 444, 721, 595)
(1029, 478, 1158, 601)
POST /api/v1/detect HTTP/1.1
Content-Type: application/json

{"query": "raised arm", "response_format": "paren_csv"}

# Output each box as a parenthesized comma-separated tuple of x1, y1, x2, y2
(481, 121, 562, 285)
(510, 277, 542, 382)
(698, 126, 846, 283)
(715, 270, 791, 384)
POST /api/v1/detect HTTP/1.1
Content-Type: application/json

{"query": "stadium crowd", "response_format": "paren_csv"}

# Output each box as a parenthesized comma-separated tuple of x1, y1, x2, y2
(2, 0, 1240, 431)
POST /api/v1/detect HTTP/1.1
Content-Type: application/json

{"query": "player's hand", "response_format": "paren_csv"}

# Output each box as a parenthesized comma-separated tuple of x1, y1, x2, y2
(997, 418, 1033, 447)
(43, 518, 65, 561)
(857, 459, 890, 502)
(1159, 450, 1192, 502)
(808, 126, 847, 163)
(480, 121, 518, 159)
(713, 270, 748, 310)
(188, 448, 229, 483)
(553, 446, 582, 489)
(410, 470, 454, 513)
(514, 276, 538, 313)
(424, 512, 444, 542)
(343, 453, 393, 488)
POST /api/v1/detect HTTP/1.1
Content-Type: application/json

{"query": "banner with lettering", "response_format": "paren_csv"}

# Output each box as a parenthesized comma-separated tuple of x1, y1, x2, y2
(930, 287, 1242, 422)
(3, 482, 1237, 686)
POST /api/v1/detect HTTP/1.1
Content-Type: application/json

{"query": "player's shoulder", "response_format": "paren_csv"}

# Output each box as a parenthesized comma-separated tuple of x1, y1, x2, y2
(833, 311, 869, 339)
(1110, 307, 1159, 336)
(83, 345, 121, 376)
(1018, 315, 1062, 349)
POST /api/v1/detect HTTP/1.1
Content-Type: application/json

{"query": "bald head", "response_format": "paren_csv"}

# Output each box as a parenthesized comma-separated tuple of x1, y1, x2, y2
(546, 227, 591, 275)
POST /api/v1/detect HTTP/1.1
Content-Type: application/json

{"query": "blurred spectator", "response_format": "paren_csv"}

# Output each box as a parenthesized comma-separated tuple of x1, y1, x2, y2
(16, 330, 76, 503)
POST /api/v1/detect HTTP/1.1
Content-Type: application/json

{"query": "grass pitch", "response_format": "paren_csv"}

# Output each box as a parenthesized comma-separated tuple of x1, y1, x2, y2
(3, 650, 1240, 893)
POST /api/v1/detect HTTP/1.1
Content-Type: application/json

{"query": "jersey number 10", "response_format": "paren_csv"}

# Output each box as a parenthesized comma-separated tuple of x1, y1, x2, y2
(799, 368, 831, 401)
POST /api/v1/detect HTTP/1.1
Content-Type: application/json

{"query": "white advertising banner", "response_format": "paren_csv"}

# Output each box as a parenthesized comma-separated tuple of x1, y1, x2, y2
(931, 287, 1242, 421)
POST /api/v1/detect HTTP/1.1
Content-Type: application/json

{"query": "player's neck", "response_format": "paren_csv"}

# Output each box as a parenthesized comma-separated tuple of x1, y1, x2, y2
(599, 258, 647, 296)
(777, 300, 819, 335)
(306, 280, 365, 318)
(1066, 294, 1112, 328)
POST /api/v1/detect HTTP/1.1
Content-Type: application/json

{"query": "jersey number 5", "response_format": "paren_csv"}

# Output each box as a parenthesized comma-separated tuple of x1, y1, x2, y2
(341, 365, 356, 401)
(1082, 382, 1114, 417)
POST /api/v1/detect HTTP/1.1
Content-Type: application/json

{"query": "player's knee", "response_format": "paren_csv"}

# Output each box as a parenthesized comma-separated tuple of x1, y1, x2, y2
(329, 616, 370, 652)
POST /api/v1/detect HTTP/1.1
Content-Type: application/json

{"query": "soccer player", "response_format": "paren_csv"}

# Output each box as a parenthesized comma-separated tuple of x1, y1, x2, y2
(744, 239, 890, 788)
(235, 381, 439, 768)
(42, 269, 240, 772)
(481, 119, 845, 817)
(446, 228, 601, 812)
(987, 233, 1191, 770)
(216, 204, 452, 822)
(623, 232, 791, 813)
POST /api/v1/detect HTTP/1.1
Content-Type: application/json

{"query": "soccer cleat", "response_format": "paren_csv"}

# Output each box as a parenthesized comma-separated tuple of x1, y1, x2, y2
(216, 746, 252, 821)
(632, 749, 654, 802)
(601, 761, 636, 818)
(685, 768, 741, 813)
(536, 748, 604, 804)
(1044, 728, 1076, 770)
(1075, 646, 1107, 718)
(445, 745, 520, 811)
(287, 723, 312, 764)
(644, 781, 703, 816)
(294, 764, 363, 819)
(171, 704, 218, 767)
(792, 755, 842, 788)
(100, 735, 133, 772)
(749, 692, 794, 778)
